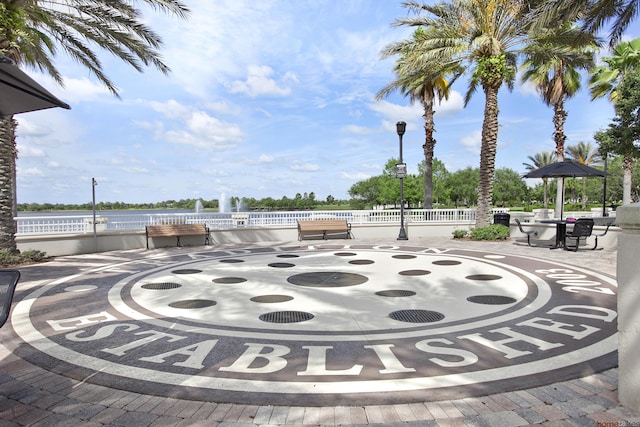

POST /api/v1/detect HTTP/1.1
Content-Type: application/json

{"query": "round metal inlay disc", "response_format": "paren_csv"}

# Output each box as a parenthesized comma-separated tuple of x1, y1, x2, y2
(250, 295, 294, 303)
(259, 311, 314, 323)
(389, 309, 445, 323)
(399, 270, 431, 276)
(169, 299, 217, 309)
(392, 254, 417, 259)
(277, 254, 299, 258)
(219, 259, 244, 263)
(141, 282, 182, 290)
(375, 290, 416, 297)
(212, 277, 247, 284)
(171, 269, 202, 274)
(467, 295, 518, 305)
(466, 274, 503, 281)
(349, 259, 374, 265)
(432, 260, 462, 266)
(334, 252, 357, 256)
(268, 262, 295, 268)
(287, 272, 368, 287)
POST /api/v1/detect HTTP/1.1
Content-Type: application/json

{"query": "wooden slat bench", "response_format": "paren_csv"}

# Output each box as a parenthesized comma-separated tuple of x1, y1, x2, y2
(297, 219, 352, 241)
(145, 224, 210, 249)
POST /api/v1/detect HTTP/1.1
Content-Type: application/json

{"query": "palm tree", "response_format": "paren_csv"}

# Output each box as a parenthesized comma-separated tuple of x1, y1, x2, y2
(589, 37, 640, 205)
(532, 0, 638, 47)
(521, 24, 597, 217)
(378, 28, 461, 209)
(0, 0, 189, 252)
(566, 141, 601, 209)
(590, 38, 640, 102)
(392, 0, 532, 227)
(523, 151, 556, 208)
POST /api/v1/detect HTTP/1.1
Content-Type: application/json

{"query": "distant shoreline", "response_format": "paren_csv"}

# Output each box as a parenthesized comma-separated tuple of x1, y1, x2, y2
(16, 209, 207, 216)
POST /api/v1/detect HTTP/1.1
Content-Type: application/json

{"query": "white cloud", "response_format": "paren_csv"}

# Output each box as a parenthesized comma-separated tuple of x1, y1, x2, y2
(18, 146, 45, 158)
(18, 167, 44, 177)
(434, 90, 465, 116)
(228, 65, 293, 97)
(258, 154, 274, 163)
(206, 100, 240, 115)
(290, 161, 320, 171)
(150, 99, 192, 119)
(461, 130, 482, 155)
(369, 100, 422, 126)
(61, 76, 111, 102)
(340, 171, 370, 180)
(143, 101, 245, 150)
(341, 124, 378, 135)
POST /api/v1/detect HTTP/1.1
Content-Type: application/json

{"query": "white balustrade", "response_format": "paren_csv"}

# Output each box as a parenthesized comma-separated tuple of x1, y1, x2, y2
(14, 208, 497, 236)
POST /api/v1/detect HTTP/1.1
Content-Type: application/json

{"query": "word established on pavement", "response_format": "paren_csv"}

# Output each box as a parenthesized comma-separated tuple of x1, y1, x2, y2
(10, 244, 617, 406)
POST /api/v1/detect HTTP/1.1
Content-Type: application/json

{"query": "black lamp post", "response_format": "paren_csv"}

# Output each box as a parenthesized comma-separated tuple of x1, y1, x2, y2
(396, 121, 408, 240)
(602, 151, 608, 217)
(92, 178, 98, 252)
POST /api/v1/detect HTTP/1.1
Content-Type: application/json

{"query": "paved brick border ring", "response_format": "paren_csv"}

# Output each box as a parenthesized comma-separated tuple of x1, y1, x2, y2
(9, 244, 617, 406)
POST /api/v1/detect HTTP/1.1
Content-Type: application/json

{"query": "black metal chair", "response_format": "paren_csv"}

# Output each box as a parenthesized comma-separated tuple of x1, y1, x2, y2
(514, 218, 537, 246)
(591, 222, 614, 250)
(564, 218, 594, 251)
(0, 269, 20, 328)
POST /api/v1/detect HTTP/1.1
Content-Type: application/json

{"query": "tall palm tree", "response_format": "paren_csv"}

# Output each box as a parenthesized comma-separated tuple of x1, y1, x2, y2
(566, 141, 601, 209)
(589, 37, 640, 205)
(0, 0, 189, 252)
(523, 151, 556, 208)
(392, 0, 531, 227)
(521, 24, 597, 217)
(378, 28, 461, 209)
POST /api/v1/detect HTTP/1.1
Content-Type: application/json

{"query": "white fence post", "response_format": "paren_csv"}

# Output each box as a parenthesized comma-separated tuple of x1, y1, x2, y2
(616, 202, 640, 413)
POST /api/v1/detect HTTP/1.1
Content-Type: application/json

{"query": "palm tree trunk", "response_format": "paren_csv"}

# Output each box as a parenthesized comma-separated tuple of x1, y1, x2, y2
(422, 96, 436, 209)
(476, 85, 500, 228)
(0, 116, 18, 252)
(623, 154, 632, 205)
(553, 101, 567, 218)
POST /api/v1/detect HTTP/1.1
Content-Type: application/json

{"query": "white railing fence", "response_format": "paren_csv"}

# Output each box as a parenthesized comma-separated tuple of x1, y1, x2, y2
(15, 207, 612, 236)
(16, 209, 482, 235)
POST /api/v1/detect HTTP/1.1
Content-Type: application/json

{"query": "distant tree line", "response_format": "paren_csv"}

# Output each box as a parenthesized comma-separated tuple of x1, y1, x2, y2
(348, 155, 637, 211)
(17, 193, 348, 213)
(19, 150, 638, 214)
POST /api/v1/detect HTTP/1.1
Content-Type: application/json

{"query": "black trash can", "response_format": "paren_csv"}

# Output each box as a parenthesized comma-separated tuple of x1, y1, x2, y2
(493, 212, 510, 227)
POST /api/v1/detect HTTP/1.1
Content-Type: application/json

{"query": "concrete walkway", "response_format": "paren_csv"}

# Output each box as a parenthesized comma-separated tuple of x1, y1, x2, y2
(1, 235, 639, 426)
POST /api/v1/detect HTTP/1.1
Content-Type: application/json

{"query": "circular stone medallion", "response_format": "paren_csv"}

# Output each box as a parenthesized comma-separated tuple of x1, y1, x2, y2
(10, 244, 618, 407)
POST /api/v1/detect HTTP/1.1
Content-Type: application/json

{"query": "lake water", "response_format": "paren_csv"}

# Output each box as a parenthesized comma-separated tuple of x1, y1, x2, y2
(17, 209, 196, 217)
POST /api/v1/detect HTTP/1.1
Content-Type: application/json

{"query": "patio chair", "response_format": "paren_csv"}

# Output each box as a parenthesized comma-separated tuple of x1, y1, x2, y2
(564, 218, 594, 252)
(0, 269, 20, 328)
(591, 221, 614, 251)
(514, 218, 537, 246)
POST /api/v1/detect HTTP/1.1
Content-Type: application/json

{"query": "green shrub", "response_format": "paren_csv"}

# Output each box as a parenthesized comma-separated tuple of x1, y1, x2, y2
(452, 229, 469, 239)
(0, 249, 48, 266)
(469, 225, 510, 241)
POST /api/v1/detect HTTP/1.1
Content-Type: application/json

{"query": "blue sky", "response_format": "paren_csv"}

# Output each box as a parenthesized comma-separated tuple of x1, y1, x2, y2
(14, 0, 639, 205)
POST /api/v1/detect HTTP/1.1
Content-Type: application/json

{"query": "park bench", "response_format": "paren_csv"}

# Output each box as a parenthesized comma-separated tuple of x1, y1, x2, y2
(145, 223, 210, 249)
(297, 219, 352, 241)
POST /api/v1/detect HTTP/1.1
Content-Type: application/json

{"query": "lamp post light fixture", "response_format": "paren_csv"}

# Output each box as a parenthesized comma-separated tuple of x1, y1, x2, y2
(396, 121, 408, 240)
(92, 178, 98, 252)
